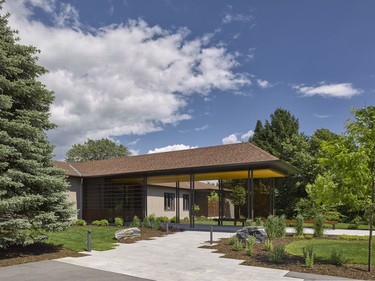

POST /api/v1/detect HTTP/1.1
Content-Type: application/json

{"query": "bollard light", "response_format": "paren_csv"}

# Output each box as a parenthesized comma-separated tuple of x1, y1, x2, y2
(210, 226, 213, 244)
(87, 230, 92, 252)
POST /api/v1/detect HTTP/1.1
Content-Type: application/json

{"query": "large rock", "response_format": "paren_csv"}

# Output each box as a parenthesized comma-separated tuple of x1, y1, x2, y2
(236, 226, 267, 243)
(115, 227, 141, 240)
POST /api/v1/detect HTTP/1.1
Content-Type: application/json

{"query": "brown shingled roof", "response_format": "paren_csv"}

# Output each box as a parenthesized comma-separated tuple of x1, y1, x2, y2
(61, 142, 297, 178)
(52, 160, 82, 177)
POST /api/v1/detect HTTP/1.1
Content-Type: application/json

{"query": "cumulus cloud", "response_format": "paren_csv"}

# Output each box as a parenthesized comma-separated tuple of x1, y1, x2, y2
(148, 144, 198, 154)
(256, 79, 271, 89)
(294, 83, 362, 99)
(222, 134, 240, 144)
(241, 130, 254, 141)
(4, 1, 249, 158)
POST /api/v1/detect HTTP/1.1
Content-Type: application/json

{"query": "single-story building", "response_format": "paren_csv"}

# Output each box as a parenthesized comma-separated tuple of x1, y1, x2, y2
(53, 142, 299, 226)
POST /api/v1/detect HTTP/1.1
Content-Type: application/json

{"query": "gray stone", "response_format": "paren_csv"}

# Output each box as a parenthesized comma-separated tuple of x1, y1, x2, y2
(236, 226, 267, 243)
(115, 227, 141, 240)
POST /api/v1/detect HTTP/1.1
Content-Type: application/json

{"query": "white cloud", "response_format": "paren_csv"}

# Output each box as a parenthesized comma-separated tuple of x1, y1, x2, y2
(148, 144, 198, 154)
(313, 113, 333, 119)
(294, 83, 362, 99)
(241, 130, 254, 141)
(128, 138, 140, 146)
(222, 134, 240, 145)
(195, 125, 209, 131)
(4, 1, 249, 159)
(256, 79, 271, 89)
(222, 13, 253, 24)
(129, 149, 139, 156)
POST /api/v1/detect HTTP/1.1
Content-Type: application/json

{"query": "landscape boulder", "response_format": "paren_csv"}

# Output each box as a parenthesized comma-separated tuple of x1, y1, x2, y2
(236, 226, 267, 243)
(115, 227, 141, 240)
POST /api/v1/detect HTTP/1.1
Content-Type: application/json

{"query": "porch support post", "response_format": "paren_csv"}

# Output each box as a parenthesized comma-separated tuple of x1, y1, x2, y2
(219, 180, 224, 226)
(269, 178, 273, 215)
(175, 181, 180, 223)
(272, 178, 276, 215)
(247, 170, 251, 220)
(142, 176, 148, 219)
(189, 174, 195, 228)
(251, 170, 254, 220)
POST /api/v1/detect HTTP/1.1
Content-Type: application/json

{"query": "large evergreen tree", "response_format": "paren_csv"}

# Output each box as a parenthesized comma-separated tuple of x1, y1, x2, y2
(65, 138, 130, 163)
(0, 3, 73, 248)
(249, 108, 314, 216)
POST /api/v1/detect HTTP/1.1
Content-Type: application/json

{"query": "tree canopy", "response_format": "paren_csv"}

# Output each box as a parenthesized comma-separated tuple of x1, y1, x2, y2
(65, 138, 130, 162)
(0, 5, 73, 248)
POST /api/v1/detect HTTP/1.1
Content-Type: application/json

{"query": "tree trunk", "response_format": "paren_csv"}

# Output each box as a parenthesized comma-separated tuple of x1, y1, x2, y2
(368, 177, 375, 272)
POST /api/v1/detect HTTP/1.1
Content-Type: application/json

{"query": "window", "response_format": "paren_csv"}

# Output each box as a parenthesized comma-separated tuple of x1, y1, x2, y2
(183, 194, 189, 211)
(164, 193, 175, 211)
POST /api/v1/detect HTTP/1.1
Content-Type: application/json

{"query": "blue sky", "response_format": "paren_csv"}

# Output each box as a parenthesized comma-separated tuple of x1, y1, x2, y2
(4, 0, 374, 159)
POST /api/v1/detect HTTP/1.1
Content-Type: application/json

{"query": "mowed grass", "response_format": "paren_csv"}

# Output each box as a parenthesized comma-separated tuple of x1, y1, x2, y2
(46, 225, 123, 252)
(286, 239, 374, 265)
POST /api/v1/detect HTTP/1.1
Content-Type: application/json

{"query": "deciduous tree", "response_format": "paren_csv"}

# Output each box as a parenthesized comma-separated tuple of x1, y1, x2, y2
(65, 138, 130, 162)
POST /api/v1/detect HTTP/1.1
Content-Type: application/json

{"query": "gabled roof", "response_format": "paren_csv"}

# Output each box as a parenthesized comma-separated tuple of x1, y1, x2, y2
(53, 142, 299, 181)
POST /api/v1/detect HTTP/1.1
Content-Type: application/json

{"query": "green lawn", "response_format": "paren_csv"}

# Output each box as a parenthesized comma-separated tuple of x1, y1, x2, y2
(46, 225, 122, 252)
(286, 239, 374, 265)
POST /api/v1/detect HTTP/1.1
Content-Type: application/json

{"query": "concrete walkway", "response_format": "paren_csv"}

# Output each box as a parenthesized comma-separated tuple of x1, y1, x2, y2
(57, 230, 363, 281)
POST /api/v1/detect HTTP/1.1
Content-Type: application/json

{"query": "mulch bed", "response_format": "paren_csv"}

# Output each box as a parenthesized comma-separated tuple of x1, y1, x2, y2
(0, 228, 176, 267)
(201, 237, 375, 280)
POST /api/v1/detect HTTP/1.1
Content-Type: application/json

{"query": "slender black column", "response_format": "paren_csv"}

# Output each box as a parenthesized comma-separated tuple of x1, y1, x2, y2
(250, 170, 254, 220)
(176, 181, 180, 223)
(189, 174, 196, 228)
(142, 176, 148, 219)
(247, 170, 251, 220)
(272, 178, 276, 215)
(219, 180, 224, 226)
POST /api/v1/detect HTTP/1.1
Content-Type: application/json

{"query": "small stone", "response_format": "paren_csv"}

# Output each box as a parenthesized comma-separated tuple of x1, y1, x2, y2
(236, 226, 267, 243)
(115, 227, 141, 240)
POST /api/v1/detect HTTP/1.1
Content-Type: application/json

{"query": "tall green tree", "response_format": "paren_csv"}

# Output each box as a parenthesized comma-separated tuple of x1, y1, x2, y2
(249, 108, 314, 216)
(0, 4, 73, 248)
(65, 138, 130, 162)
(319, 106, 374, 271)
(230, 185, 247, 218)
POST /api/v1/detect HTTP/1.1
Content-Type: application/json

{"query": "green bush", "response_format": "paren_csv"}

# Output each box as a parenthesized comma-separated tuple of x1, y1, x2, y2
(131, 215, 141, 227)
(228, 235, 237, 245)
(265, 215, 277, 240)
(232, 238, 243, 251)
(245, 235, 256, 256)
(255, 217, 263, 226)
(183, 216, 190, 223)
(264, 239, 273, 252)
(330, 249, 349, 266)
(73, 219, 87, 226)
(268, 245, 285, 263)
(302, 245, 315, 268)
(152, 219, 161, 230)
(313, 214, 325, 237)
(148, 213, 157, 222)
(158, 216, 170, 223)
(245, 219, 253, 226)
(92, 219, 109, 226)
(142, 216, 150, 228)
(114, 217, 123, 227)
(199, 215, 206, 221)
(294, 214, 304, 236)
(170, 216, 177, 223)
(276, 215, 286, 238)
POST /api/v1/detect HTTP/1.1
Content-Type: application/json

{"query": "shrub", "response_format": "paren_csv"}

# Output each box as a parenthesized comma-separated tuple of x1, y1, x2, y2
(114, 217, 123, 227)
(73, 219, 87, 226)
(131, 215, 141, 227)
(199, 215, 206, 221)
(228, 235, 237, 245)
(268, 246, 285, 263)
(276, 215, 286, 238)
(152, 219, 161, 230)
(148, 213, 157, 223)
(158, 216, 170, 223)
(170, 216, 177, 223)
(255, 217, 263, 226)
(330, 249, 349, 266)
(245, 235, 256, 256)
(232, 238, 243, 251)
(92, 219, 109, 226)
(142, 216, 151, 228)
(302, 245, 315, 268)
(265, 215, 277, 240)
(264, 239, 273, 252)
(183, 216, 190, 223)
(294, 214, 304, 236)
(313, 213, 325, 237)
(245, 219, 253, 226)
